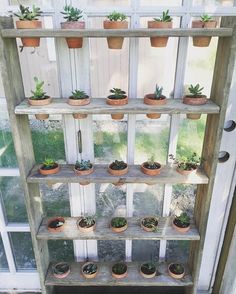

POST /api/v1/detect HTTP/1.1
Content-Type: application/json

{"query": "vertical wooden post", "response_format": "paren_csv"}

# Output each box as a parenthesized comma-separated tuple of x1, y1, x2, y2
(0, 17, 51, 294)
(187, 17, 236, 294)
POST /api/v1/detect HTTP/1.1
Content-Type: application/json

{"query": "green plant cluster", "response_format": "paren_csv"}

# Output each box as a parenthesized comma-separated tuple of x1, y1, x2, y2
(111, 217, 127, 228)
(83, 263, 97, 275)
(71, 90, 88, 99)
(14, 4, 42, 20)
(53, 262, 70, 275)
(108, 88, 127, 100)
(75, 159, 92, 171)
(154, 85, 164, 99)
(79, 215, 96, 227)
(188, 84, 204, 97)
(142, 217, 158, 230)
(200, 14, 213, 22)
(61, 5, 83, 22)
(107, 11, 127, 21)
(42, 158, 56, 169)
(170, 263, 184, 274)
(31, 77, 46, 100)
(141, 262, 156, 273)
(153, 10, 172, 22)
(110, 160, 127, 170)
(175, 212, 190, 226)
(145, 155, 160, 169)
(169, 152, 201, 171)
(112, 262, 127, 274)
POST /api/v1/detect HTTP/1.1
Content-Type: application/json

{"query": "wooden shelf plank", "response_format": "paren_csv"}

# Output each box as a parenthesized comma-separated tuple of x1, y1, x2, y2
(27, 164, 209, 185)
(15, 98, 220, 115)
(45, 262, 193, 286)
(37, 217, 200, 241)
(2, 28, 232, 38)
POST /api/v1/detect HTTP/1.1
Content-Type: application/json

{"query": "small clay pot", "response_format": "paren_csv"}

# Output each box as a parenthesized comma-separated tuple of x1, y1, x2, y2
(106, 96, 128, 120)
(47, 216, 65, 233)
(168, 263, 185, 279)
(68, 96, 90, 119)
(192, 20, 217, 47)
(144, 94, 167, 119)
(172, 218, 190, 233)
(108, 163, 128, 176)
(15, 20, 42, 47)
(74, 165, 94, 176)
(61, 21, 85, 48)
(77, 217, 96, 233)
(103, 20, 128, 49)
(110, 217, 128, 233)
(28, 96, 52, 120)
(183, 95, 207, 120)
(140, 217, 158, 232)
(82, 262, 98, 279)
(112, 263, 128, 279)
(176, 167, 197, 176)
(148, 21, 172, 47)
(140, 263, 156, 279)
(39, 163, 60, 175)
(53, 262, 70, 279)
(141, 162, 161, 176)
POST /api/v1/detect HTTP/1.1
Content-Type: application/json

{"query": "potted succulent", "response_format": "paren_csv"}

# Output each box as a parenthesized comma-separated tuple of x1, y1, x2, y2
(148, 10, 173, 47)
(39, 158, 60, 175)
(77, 215, 96, 233)
(172, 212, 190, 233)
(110, 217, 128, 233)
(169, 153, 201, 176)
(141, 156, 161, 176)
(108, 160, 128, 176)
(144, 85, 167, 119)
(47, 216, 65, 233)
(106, 88, 128, 120)
(74, 159, 94, 185)
(28, 77, 52, 120)
(183, 84, 207, 119)
(140, 262, 156, 279)
(14, 4, 42, 47)
(192, 14, 217, 47)
(103, 11, 128, 49)
(53, 262, 70, 279)
(68, 90, 90, 119)
(61, 5, 85, 49)
(168, 263, 185, 279)
(112, 262, 128, 279)
(140, 216, 158, 232)
(82, 262, 98, 279)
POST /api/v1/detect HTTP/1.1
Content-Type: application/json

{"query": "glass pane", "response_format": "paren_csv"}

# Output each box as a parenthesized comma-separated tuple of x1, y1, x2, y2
(10, 0, 52, 5)
(88, 0, 130, 6)
(48, 240, 74, 262)
(0, 236, 9, 271)
(10, 232, 36, 271)
(166, 241, 190, 263)
(132, 240, 160, 262)
(98, 240, 125, 261)
(140, 0, 182, 6)
(41, 183, 70, 217)
(193, 0, 234, 6)
(0, 177, 28, 223)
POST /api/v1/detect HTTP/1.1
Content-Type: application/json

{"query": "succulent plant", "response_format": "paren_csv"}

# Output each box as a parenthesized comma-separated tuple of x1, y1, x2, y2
(42, 158, 56, 169)
(83, 263, 97, 275)
(110, 160, 127, 170)
(200, 14, 213, 22)
(142, 217, 158, 230)
(154, 85, 164, 99)
(188, 84, 204, 97)
(169, 153, 201, 171)
(111, 217, 127, 228)
(170, 263, 184, 274)
(14, 4, 42, 21)
(53, 262, 69, 275)
(61, 5, 83, 22)
(31, 77, 46, 100)
(75, 159, 92, 171)
(71, 90, 88, 99)
(141, 262, 156, 273)
(175, 212, 190, 226)
(79, 215, 96, 227)
(109, 88, 126, 99)
(145, 156, 160, 169)
(153, 10, 172, 22)
(107, 11, 127, 21)
(112, 262, 127, 275)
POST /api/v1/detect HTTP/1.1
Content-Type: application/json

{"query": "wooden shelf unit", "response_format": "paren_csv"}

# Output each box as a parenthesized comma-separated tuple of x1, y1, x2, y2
(0, 15, 235, 294)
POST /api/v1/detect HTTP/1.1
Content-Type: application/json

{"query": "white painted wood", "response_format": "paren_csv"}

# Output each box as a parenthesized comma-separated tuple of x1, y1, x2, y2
(0, 272, 40, 290)
(6, 223, 30, 232)
(0, 168, 19, 176)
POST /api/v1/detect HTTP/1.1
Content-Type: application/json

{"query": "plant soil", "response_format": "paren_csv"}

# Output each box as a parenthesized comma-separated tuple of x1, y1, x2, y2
(69, 95, 89, 100)
(83, 263, 97, 275)
(144, 162, 161, 170)
(41, 163, 58, 170)
(111, 217, 127, 228)
(169, 263, 184, 275)
(75, 164, 93, 171)
(141, 264, 156, 275)
(110, 162, 127, 170)
(48, 217, 65, 229)
(108, 95, 127, 100)
(112, 263, 127, 275)
(142, 217, 158, 229)
(78, 218, 95, 228)
(173, 218, 190, 228)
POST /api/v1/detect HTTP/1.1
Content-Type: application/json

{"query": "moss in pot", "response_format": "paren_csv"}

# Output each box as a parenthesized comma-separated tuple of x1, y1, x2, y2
(141, 216, 158, 232)
(173, 212, 190, 233)
(168, 263, 185, 279)
(74, 159, 94, 185)
(53, 262, 70, 279)
(140, 262, 156, 278)
(47, 216, 65, 233)
(141, 156, 161, 176)
(110, 217, 128, 233)
(77, 215, 96, 233)
(112, 262, 128, 279)
(144, 85, 167, 119)
(108, 160, 128, 176)
(106, 88, 128, 120)
(39, 158, 60, 175)
(169, 153, 200, 176)
(68, 89, 90, 119)
(82, 262, 98, 279)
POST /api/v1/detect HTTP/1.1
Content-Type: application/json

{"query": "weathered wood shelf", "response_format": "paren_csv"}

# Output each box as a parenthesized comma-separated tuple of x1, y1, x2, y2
(45, 262, 193, 286)
(2, 28, 232, 38)
(37, 217, 200, 241)
(15, 98, 220, 116)
(27, 164, 209, 184)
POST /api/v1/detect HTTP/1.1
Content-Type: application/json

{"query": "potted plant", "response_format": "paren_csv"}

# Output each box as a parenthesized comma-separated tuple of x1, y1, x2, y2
(108, 160, 128, 176)
(74, 159, 94, 185)
(168, 263, 185, 279)
(183, 84, 207, 119)
(172, 212, 190, 233)
(141, 156, 161, 176)
(68, 90, 90, 119)
(112, 262, 128, 279)
(110, 217, 128, 233)
(144, 85, 167, 119)
(140, 216, 158, 232)
(148, 10, 173, 47)
(77, 215, 96, 233)
(140, 262, 156, 278)
(106, 88, 128, 120)
(28, 77, 52, 120)
(169, 153, 200, 176)
(39, 158, 60, 175)
(81, 262, 98, 279)
(47, 216, 65, 232)
(14, 4, 42, 47)
(61, 5, 85, 49)
(103, 11, 128, 49)
(192, 14, 217, 47)
(53, 262, 70, 279)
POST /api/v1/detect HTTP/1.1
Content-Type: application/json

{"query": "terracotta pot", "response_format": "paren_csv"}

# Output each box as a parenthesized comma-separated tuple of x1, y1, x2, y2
(16, 20, 42, 47)
(68, 96, 90, 119)
(112, 264, 128, 279)
(103, 21, 128, 49)
(144, 94, 167, 119)
(172, 220, 190, 233)
(74, 166, 94, 176)
(77, 217, 96, 233)
(140, 264, 156, 279)
(148, 21, 172, 47)
(192, 20, 217, 47)
(106, 96, 128, 120)
(39, 163, 60, 175)
(53, 262, 70, 279)
(183, 95, 207, 120)
(176, 167, 197, 176)
(61, 21, 85, 48)
(140, 217, 158, 232)
(110, 218, 128, 233)
(108, 163, 128, 176)
(186, 113, 202, 120)
(82, 262, 98, 279)
(168, 263, 185, 279)
(141, 162, 161, 176)
(28, 96, 52, 120)
(47, 216, 65, 232)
